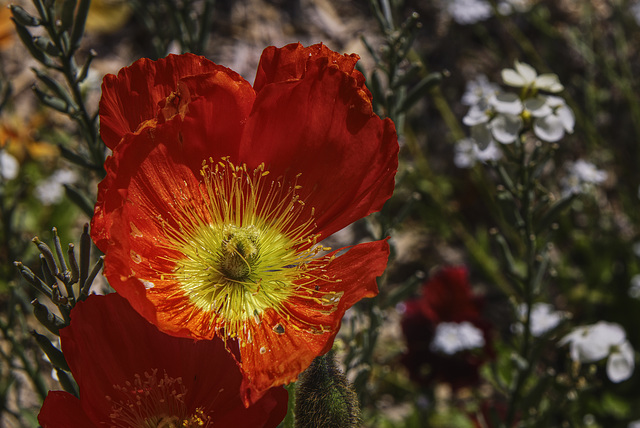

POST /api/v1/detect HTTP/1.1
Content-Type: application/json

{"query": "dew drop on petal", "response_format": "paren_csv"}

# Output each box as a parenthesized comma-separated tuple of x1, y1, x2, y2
(260, 346, 268, 354)
(130, 222, 144, 238)
(130, 250, 142, 264)
(320, 291, 344, 306)
(273, 323, 285, 335)
(141, 280, 155, 290)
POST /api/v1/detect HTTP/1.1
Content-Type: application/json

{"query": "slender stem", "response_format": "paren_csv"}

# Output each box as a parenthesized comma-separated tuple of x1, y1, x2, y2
(504, 134, 542, 427)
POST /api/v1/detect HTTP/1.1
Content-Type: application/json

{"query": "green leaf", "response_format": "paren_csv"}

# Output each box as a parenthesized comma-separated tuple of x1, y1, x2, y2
(31, 330, 70, 371)
(70, 0, 90, 52)
(32, 84, 71, 113)
(9, 5, 41, 27)
(64, 185, 95, 218)
(33, 36, 61, 57)
(60, 0, 77, 32)
(32, 298, 66, 335)
(12, 19, 51, 66)
(399, 72, 442, 113)
(33, 68, 75, 107)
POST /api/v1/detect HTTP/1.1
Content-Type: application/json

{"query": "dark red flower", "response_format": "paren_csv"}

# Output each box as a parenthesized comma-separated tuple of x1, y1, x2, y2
(91, 43, 398, 403)
(400, 266, 493, 389)
(38, 293, 287, 428)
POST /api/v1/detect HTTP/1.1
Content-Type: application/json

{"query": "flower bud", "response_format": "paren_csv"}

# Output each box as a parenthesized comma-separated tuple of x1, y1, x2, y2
(294, 351, 360, 428)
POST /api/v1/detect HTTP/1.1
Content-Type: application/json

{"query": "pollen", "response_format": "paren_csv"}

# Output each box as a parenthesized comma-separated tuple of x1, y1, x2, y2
(159, 157, 336, 341)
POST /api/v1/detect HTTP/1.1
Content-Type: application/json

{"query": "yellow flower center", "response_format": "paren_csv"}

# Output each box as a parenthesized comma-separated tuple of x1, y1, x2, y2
(107, 370, 210, 427)
(160, 158, 334, 340)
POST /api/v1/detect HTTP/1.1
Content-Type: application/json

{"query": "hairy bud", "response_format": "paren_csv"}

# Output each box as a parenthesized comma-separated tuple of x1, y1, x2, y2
(294, 351, 361, 428)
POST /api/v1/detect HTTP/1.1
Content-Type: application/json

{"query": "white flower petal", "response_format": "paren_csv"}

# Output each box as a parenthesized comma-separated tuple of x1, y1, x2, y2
(514, 60, 537, 83)
(560, 321, 627, 364)
(448, 0, 493, 25)
(544, 95, 565, 108)
(461, 74, 500, 105)
(524, 96, 552, 117)
(491, 92, 523, 115)
(0, 151, 19, 181)
(534, 74, 564, 93)
(35, 169, 78, 205)
(463, 104, 490, 126)
(471, 124, 493, 150)
(572, 160, 607, 183)
(454, 139, 476, 168)
(502, 68, 528, 87)
(431, 321, 485, 355)
(533, 115, 565, 142)
(474, 140, 503, 162)
(530, 303, 564, 337)
(607, 341, 635, 383)
(491, 114, 522, 144)
(630, 275, 640, 299)
(556, 105, 575, 133)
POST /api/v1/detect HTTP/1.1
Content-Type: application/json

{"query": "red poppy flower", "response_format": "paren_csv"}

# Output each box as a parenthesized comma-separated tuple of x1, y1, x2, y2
(91, 43, 398, 403)
(38, 293, 288, 427)
(400, 266, 493, 389)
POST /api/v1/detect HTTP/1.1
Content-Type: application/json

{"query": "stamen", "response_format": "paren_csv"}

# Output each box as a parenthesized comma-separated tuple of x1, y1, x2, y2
(107, 369, 211, 428)
(136, 157, 344, 341)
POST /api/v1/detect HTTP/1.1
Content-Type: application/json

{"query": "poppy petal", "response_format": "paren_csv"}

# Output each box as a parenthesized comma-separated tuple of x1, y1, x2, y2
(238, 239, 387, 404)
(99, 53, 250, 148)
(38, 391, 95, 428)
(253, 43, 365, 94)
(57, 293, 287, 426)
(242, 53, 397, 239)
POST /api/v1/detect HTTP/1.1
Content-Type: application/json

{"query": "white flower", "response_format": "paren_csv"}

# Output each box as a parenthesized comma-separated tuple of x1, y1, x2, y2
(475, 140, 503, 163)
(572, 160, 606, 184)
(530, 95, 575, 142)
(490, 92, 523, 115)
(463, 102, 491, 127)
(462, 74, 500, 106)
(469, 123, 494, 149)
(454, 139, 477, 169)
(559, 321, 635, 382)
(631, 2, 640, 26)
(454, 138, 502, 168)
(513, 303, 565, 337)
(502, 60, 564, 93)
(463, 98, 494, 150)
(629, 420, 640, 428)
(490, 113, 523, 144)
(498, 0, 532, 15)
(447, 0, 493, 25)
(35, 169, 77, 205)
(560, 160, 607, 196)
(431, 321, 485, 354)
(559, 321, 626, 363)
(629, 274, 640, 299)
(0, 151, 19, 181)
(607, 341, 635, 383)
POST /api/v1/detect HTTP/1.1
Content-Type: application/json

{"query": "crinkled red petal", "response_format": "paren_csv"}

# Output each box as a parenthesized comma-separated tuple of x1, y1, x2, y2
(243, 49, 398, 239)
(99, 53, 248, 148)
(254, 43, 367, 96)
(92, 68, 255, 249)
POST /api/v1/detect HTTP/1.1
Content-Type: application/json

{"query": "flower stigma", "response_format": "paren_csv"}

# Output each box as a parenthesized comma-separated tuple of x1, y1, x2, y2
(154, 157, 340, 341)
